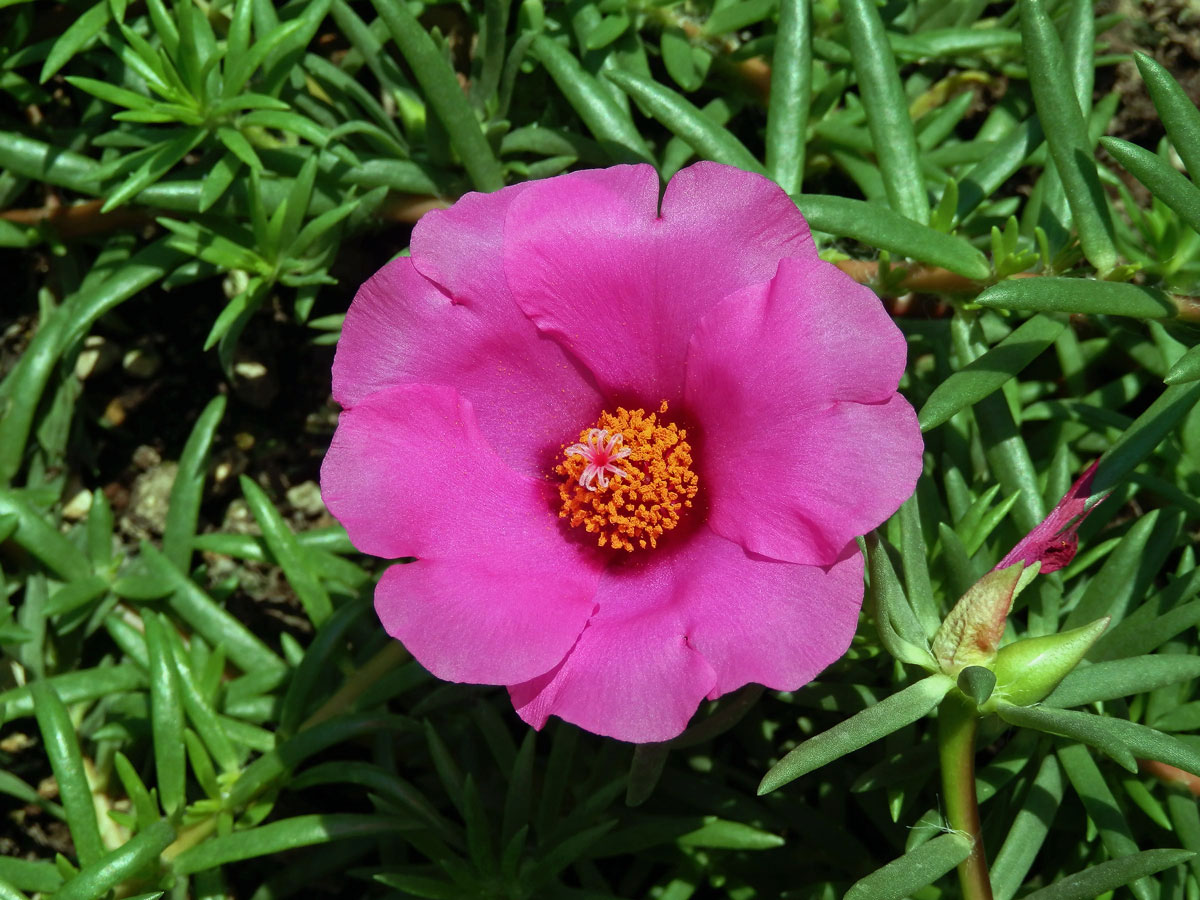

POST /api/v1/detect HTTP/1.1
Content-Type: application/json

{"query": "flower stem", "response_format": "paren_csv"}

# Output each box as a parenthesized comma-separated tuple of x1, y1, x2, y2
(300, 640, 410, 732)
(938, 692, 994, 900)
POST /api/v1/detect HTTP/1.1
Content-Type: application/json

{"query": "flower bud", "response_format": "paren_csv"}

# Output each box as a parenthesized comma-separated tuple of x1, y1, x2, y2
(983, 617, 1110, 710)
(932, 563, 1027, 675)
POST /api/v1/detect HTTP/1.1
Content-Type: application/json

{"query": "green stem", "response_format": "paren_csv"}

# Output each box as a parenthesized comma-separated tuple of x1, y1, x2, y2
(938, 692, 994, 900)
(300, 641, 410, 732)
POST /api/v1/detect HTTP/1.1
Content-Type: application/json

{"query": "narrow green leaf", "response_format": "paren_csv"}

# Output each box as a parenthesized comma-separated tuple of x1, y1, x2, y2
(919, 314, 1065, 431)
(898, 493, 940, 637)
(141, 543, 287, 677)
(216, 126, 262, 171)
(974, 390, 1045, 533)
(1049, 656, 1200, 708)
(1056, 743, 1157, 900)
(604, 68, 762, 173)
(1003, 705, 1200, 776)
(371, 0, 503, 191)
(1165, 343, 1200, 385)
(471, 0, 508, 106)
(503, 732, 536, 841)
(226, 713, 413, 809)
(52, 820, 174, 900)
(40, 1, 111, 81)
(288, 190, 374, 258)
(341, 158, 440, 195)
(372, 873, 460, 899)
(85, 489, 114, 570)
(1103, 136, 1200, 236)
(101, 129, 206, 212)
(1020, 0, 1117, 271)
(1092, 381, 1200, 496)
(0, 665, 145, 719)
(866, 534, 936, 668)
(240, 109, 329, 146)
(1167, 789, 1200, 882)
(626, 743, 670, 808)
(143, 612, 186, 815)
(766, 0, 810, 194)
(585, 13, 629, 50)
(843, 0, 927, 222)
(669, 684, 764, 749)
(677, 818, 784, 850)
(661, 28, 700, 92)
(1135, 52, 1200, 182)
(1064, 509, 1176, 630)
(531, 36, 652, 164)
(0, 857, 61, 894)
(0, 491, 90, 580)
(29, 682, 105, 866)
(58, 240, 184, 351)
(44, 576, 109, 618)
(224, 17, 304, 96)
(162, 394, 225, 570)
(239, 476, 332, 627)
(167, 636, 239, 772)
(797, 194, 990, 279)
(113, 752, 159, 828)
(0, 131, 102, 194)
(1027, 849, 1195, 897)
(0, 877, 32, 900)
(845, 832, 971, 900)
(63, 76, 154, 110)
(704, 0, 778, 35)
(956, 119, 1044, 222)
(975, 277, 1175, 318)
(277, 598, 367, 736)
(991, 753, 1064, 900)
(758, 675, 954, 794)
(171, 814, 406, 875)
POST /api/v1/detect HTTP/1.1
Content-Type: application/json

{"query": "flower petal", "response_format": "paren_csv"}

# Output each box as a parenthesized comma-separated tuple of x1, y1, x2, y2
(685, 258, 923, 565)
(995, 460, 1104, 573)
(321, 383, 601, 684)
(508, 608, 718, 744)
(333, 189, 602, 477)
(504, 161, 816, 405)
(509, 527, 864, 742)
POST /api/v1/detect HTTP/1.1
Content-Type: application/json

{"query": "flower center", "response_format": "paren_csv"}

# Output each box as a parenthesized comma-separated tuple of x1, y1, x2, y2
(555, 401, 698, 552)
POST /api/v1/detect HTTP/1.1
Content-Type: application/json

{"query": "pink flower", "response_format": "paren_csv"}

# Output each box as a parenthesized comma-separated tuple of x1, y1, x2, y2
(320, 162, 923, 742)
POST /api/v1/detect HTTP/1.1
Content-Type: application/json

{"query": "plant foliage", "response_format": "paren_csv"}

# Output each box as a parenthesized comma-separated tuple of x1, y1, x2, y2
(3, 0, 1200, 897)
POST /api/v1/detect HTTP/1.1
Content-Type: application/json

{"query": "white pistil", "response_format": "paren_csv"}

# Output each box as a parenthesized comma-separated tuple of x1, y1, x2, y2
(564, 428, 631, 491)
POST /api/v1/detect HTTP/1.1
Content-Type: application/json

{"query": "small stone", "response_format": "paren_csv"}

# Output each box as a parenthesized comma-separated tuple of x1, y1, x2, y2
(233, 361, 268, 379)
(122, 347, 162, 379)
(286, 481, 325, 517)
(121, 461, 178, 539)
(74, 336, 120, 380)
(103, 397, 126, 427)
(232, 357, 278, 408)
(222, 498, 259, 534)
(131, 445, 161, 470)
(61, 489, 93, 521)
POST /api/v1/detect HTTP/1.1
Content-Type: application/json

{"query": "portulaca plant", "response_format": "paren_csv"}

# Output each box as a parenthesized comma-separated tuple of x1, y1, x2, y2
(2, 0, 1200, 899)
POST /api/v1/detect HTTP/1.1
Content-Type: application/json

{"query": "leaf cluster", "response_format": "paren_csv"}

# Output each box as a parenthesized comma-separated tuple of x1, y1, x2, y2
(2, 0, 1200, 898)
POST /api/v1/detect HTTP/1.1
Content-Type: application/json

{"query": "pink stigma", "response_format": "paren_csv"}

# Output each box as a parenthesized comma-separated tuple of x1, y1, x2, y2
(563, 428, 631, 491)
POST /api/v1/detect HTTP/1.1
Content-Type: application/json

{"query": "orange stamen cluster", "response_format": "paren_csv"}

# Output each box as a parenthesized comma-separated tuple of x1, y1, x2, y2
(556, 401, 698, 552)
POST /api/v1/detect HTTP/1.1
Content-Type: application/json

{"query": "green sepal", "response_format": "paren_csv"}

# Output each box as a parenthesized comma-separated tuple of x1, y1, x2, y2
(958, 665, 997, 707)
(984, 617, 1110, 710)
(931, 563, 1027, 675)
